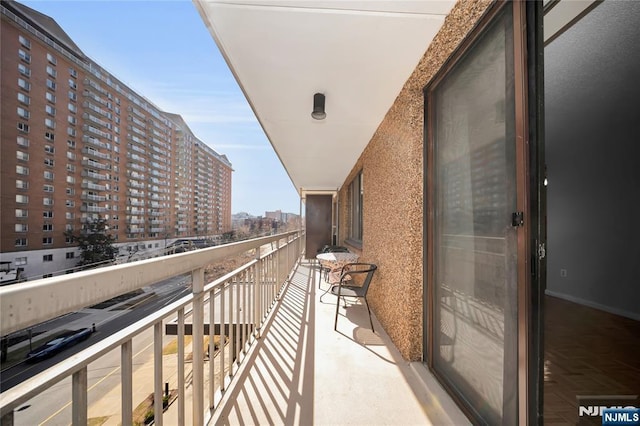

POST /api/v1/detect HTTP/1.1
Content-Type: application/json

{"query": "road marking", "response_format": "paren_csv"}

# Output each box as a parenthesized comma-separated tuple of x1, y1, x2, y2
(38, 339, 155, 425)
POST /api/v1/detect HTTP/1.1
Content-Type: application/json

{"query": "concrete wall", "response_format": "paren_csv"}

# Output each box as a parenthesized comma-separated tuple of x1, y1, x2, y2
(545, 1, 640, 320)
(337, 0, 493, 360)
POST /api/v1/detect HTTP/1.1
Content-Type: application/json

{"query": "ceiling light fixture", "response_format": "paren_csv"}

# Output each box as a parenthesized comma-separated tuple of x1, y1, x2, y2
(311, 93, 326, 120)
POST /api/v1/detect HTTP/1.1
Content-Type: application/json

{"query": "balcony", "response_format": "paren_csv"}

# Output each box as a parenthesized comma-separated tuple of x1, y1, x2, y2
(0, 232, 466, 425)
(81, 193, 106, 202)
(81, 181, 106, 191)
(81, 147, 110, 160)
(81, 170, 108, 181)
(80, 205, 107, 213)
(81, 159, 110, 170)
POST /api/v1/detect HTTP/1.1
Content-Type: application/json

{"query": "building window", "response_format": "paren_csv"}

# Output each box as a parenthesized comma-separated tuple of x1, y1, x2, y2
(45, 145, 55, 154)
(68, 103, 77, 113)
(66, 175, 75, 184)
(16, 179, 29, 190)
(43, 197, 54, 206)
(67, 128, 76, 137)
(43, 274, 53, 278)
(65, 212, 75, 220)
(69, 79, 77, 90)
(17, 107, 29, 119)
(66, 236, 73, 244)
(46, 105, 56, 116)
(15, 209, 28, 218)
(47, 53, 57, 64)
(17, 122, 29, 133)
(16, 165, 29, 175)
(67, 139, 76, 149)
(18, 49, 31, 63)
(15, 238, 27, 247)
(44, 172, 54, 182)
(16, 150, 29, 161)
(69, 68, 77, 78)
(66, 252, 75, 259)
(15, 224, 28, 232)
(46, 92, 56, 103)
(46, 65, 57, 77)
(18, 78, 30, 91)
(68, 115, 76, 125)
(18, 35, 30, 48)
(16, 194, 28, 204)
(45, 132, 55, 141)
(68, 91, 77, 101)
(43, 223, 53, 231)
(46, 79, 57, 90)
(66, 200, 75, 207)
(17, 92, 30, 105)
(17, 136, 29, 147)
(348, 171, 363, 243)
(66, 187, 75, 195)
(18, 63, 30, 77)
(44, 158, 55, 167)
(43, 184, 54, 192)
(65, 224, 73, 231)
(43, 211, 53, 218)
(45, 118, 55, 129)
(43, 253, 53, 261)
(14, 257, 27, 266)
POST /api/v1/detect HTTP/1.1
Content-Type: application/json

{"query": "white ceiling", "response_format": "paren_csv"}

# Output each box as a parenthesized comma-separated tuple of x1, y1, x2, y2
(194, 0, 456, 195)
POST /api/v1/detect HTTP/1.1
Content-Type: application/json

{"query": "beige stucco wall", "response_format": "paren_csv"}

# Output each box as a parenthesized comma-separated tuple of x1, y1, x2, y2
(338, 0, 493, 360)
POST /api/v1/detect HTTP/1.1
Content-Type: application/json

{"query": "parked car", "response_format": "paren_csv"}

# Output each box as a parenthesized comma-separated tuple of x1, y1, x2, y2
(25, 328, 92, 363)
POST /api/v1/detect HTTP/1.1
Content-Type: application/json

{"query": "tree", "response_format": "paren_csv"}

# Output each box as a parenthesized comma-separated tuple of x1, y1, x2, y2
(64, 217, 117, 270)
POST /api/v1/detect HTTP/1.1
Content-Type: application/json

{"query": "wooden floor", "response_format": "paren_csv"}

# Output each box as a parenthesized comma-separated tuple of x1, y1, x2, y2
(544, 295, 640, 424)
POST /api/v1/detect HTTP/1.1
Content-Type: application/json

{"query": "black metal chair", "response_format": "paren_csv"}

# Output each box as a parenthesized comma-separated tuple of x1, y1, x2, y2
(330, 263, 377, 331)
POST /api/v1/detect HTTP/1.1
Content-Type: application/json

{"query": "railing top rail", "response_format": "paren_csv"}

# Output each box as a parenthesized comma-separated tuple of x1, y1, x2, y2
(0, 231, 300, 336)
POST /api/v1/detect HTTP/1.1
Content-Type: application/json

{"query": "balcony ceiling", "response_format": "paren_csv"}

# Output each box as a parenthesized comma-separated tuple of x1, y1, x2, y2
(194, 0, 456, 194)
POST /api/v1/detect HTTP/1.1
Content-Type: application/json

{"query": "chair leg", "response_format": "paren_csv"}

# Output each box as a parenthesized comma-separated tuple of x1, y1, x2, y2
(334, 293, 341, 331)
(364, 297, 374, 332)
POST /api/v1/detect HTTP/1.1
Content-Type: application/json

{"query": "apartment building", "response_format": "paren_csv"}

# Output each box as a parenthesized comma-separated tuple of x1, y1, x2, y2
(0, 1, 233, 280)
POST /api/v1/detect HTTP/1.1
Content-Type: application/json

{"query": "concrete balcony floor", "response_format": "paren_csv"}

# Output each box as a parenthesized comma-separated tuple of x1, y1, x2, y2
(210, 260, 470, 425)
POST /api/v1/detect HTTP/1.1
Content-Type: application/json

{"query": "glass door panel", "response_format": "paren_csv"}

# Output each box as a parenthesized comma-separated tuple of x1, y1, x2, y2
(431, 5, 518, 424)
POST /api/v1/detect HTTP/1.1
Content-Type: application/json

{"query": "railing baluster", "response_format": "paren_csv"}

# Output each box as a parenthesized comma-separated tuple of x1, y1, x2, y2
(178, 307, 185, 426)
(229, 278, 235, 373)
(154, 322, 163, 426)
(220, 281, 226, 391)
(208, 290, 215, 409)
(192, 267, 205, 426)
(121, 340, 133, 426)
(72, 367, 87, 426)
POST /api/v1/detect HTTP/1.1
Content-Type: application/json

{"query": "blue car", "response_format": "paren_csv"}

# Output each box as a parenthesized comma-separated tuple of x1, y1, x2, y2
(25, 328, 92, 363)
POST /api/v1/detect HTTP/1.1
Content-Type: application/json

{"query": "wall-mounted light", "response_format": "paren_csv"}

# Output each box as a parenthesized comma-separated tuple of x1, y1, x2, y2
(311, 93, 326, 120)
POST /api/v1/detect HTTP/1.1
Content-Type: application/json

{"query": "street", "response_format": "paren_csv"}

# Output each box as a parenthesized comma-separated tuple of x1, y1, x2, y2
(2, 278, 190, 425)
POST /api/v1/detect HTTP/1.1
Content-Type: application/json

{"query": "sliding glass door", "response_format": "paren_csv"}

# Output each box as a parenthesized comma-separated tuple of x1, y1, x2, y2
(424, 2, 535, 424)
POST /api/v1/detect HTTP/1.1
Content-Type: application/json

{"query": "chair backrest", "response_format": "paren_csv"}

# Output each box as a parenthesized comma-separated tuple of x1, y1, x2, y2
(344, 263, 377, 294)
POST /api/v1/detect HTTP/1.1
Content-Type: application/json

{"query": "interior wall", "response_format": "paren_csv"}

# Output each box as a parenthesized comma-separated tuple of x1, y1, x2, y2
(337, 0, 493, 360)
(545, 1, 640, 319)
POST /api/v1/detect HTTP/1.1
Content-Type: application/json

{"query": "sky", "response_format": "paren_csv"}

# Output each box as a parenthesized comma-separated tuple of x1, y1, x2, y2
(20, 0, 301, 217)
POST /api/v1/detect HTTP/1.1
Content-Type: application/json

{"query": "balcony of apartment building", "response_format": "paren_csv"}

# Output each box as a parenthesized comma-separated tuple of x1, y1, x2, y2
(81, 181, 107, 192)
(81, 170, 109, 181)
(80, 193, 107, 203)
(81, 147, 111, 161)
(81, 159, 110, 171)
(3, 1, 634, 425)
(80, 204, 107, 214)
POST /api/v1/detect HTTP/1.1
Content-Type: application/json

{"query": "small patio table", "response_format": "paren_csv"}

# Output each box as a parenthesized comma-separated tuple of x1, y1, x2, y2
(316, 252, 360, 284)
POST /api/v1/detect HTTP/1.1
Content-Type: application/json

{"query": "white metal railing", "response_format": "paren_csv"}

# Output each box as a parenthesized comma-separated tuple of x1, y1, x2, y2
(0, 231, 304, 425)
